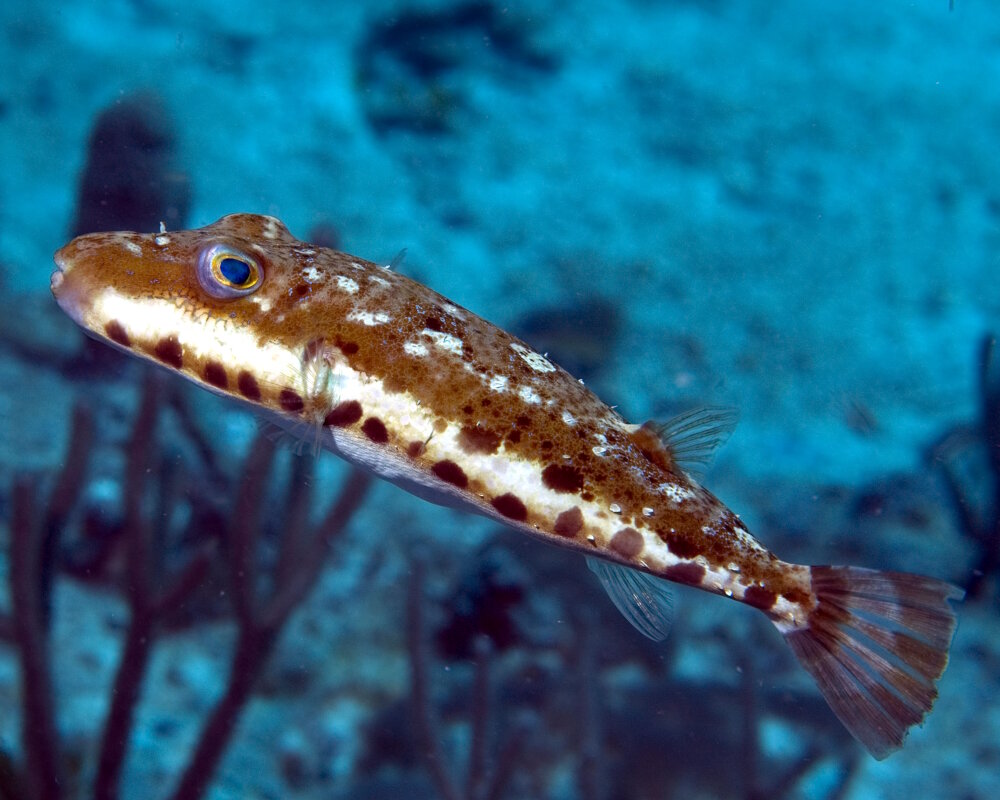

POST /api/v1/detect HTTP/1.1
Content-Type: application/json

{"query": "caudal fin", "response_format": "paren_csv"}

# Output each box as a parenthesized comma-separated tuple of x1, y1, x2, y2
(781, 565, 964, 759)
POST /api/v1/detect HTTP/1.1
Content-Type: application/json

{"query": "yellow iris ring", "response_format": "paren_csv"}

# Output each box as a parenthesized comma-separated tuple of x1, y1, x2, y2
(210, 250, 261, 290)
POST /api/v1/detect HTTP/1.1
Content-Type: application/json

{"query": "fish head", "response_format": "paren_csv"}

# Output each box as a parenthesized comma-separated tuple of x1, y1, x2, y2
(51, 213, 300, 333)
(51, 214, 342, 407)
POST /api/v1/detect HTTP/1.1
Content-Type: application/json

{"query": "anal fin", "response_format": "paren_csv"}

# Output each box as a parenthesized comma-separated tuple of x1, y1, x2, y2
(587, 557, 675, 641)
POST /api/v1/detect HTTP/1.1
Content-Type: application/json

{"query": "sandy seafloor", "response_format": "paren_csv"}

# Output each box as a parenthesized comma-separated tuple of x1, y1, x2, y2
(1, 1, 999, 798)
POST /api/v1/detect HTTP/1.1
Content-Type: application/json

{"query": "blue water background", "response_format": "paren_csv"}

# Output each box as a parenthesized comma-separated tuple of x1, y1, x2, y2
(0, 1, 997, 798)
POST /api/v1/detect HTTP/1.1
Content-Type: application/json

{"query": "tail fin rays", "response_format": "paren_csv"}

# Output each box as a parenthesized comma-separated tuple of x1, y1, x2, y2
(782, 566, 963, 760)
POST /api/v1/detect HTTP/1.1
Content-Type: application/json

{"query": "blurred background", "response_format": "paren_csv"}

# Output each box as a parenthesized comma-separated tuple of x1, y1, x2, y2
(0, 1, 997, 798)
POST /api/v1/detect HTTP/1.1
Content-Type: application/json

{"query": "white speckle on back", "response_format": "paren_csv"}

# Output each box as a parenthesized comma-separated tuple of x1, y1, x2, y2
(518, 385, 541, 404)
(443, 303, 466, 320)
(263, 217, 280, 239)
(124, 241, 142, 256)
(489, 375, 508, 393)
(404, 341, 429, 357)
(302, 266, 323, 283)
(154, 235, 170, 246)
(422, 329, 463, 355)
(510, 342, 556, 373)
(592, 445, 608, 456)
(348, 309, 390, 326)
(661, 483, 696, 504)
(733, 525, 759, 550)
(561, 410, 576, 426)
(336, 275, 359, 294)
(369, 275, 391, 288)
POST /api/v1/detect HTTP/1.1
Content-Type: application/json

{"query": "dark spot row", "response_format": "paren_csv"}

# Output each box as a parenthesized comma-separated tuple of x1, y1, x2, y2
(135, 325, 566, 537)
(115, 321, 251, 402)
(322, 400, 389, 445)
(134, 327, 366, 412)
(125, 320, 720, 590)
(425, 455, 532, 526)
(105, 320, 131, 348)
(541, 463, 583, 494)
(742, 584, 777, 611)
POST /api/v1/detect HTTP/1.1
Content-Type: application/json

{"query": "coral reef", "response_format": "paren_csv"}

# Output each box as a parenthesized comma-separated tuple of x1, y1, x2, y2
(406, 558, 528, 800)
(351, 538, 860, 800)
(929, 333, 1000, 601)
(0, 376, 372, 800)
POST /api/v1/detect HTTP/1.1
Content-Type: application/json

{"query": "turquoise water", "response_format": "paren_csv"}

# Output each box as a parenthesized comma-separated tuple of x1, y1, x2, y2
(1, 1, 997, 798)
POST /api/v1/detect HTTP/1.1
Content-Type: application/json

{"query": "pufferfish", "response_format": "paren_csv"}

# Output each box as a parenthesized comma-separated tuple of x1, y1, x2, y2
(51, 213, 963, 759)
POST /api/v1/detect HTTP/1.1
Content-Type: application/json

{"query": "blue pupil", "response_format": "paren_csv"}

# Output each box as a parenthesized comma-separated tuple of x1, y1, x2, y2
(219, 256, 252, 285)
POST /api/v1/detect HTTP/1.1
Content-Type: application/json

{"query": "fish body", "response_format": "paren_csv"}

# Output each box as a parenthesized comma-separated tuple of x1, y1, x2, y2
(52, 214, 962, 758)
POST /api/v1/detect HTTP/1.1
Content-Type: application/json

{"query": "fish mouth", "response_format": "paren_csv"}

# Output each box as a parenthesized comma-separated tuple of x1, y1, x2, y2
(50, 259, 66, 294)
(51, 245, 72, 293)
(50, 244, 86, 326)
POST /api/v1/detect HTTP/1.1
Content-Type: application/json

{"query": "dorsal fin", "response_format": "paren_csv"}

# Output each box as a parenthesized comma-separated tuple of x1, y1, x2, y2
(587, 557, 675, 641)
(637, 406, 739, 479)
(387, 248, 407, 271)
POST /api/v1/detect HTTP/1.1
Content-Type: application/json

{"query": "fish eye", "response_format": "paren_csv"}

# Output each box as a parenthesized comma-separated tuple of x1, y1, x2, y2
(218, 256, 252, 285)
(197, 243, 263, 299)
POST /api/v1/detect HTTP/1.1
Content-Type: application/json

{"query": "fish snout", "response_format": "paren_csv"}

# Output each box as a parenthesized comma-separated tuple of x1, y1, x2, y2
(50, 241, 91, 326)
(51, 245, 72, 294)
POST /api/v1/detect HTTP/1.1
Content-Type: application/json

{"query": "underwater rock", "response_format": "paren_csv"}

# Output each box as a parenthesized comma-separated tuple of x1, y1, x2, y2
(71, 90, 190, 237)
(357, 1, 556, 136)
(67, 91, 191, 373)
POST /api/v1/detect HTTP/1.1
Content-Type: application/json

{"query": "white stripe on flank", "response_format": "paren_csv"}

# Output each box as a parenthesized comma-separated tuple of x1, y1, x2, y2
(94, 285, 764, 617)
(297, 361, 706, 581)
(90, 288, 299, 386)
